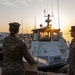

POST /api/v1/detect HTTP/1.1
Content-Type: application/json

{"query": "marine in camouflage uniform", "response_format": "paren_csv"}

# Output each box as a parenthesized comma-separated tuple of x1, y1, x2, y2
(1, 22, 36, 75)
(67, 26, 75, 75)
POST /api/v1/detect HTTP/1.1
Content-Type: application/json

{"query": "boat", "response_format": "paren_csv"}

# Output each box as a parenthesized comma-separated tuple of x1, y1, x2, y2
(0, 33, 5, 49)
(27, 13, 69, 69)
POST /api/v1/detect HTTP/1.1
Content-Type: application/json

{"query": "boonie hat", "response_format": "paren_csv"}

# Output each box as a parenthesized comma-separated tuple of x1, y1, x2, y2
(69, 26, 75, 32)
(9, 22, 20, 30)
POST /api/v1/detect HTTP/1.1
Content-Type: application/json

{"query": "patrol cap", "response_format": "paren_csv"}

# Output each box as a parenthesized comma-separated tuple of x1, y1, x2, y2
(69, 26, 75, 32)
(9, 22, 20, 31)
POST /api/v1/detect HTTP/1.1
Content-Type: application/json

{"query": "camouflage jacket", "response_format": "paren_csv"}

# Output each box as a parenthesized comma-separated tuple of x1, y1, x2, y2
(68, 38, 75, 68)
(2, 35, 35, 75)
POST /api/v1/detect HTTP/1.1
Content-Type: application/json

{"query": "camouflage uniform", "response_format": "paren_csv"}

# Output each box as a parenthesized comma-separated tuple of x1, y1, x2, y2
(67, 39, 75, 75)
(2, 23, 35, 75)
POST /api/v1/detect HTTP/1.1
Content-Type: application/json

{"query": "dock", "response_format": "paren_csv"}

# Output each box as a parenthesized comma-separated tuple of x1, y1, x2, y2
(38, 71, 67, 75)
(0, 67, 2, 75)
(0, 67, 67, 75)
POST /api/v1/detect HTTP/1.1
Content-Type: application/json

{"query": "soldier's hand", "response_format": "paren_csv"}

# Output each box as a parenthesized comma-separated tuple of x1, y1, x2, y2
(31, 61, 38, 65)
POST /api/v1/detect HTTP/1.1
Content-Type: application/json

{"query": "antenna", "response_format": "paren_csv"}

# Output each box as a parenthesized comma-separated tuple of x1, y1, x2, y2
(22, 16, 23, 34)
(44, 10, 53, 27)
(26, 24, 28, 34)
(47, 0, 48, 14)
(51, 0, 54, 16)
(57, 0, 60, 29)
(44, 9, 46, 17)
(34, 16, 36, 29)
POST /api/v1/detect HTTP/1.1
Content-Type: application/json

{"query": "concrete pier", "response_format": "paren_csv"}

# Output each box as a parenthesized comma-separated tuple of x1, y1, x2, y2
(0, 67, 67, 75)
(38, 71, 67, 75)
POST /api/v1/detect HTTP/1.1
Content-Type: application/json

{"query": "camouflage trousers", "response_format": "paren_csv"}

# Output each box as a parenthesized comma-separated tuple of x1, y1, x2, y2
(67, 65, 75, 75)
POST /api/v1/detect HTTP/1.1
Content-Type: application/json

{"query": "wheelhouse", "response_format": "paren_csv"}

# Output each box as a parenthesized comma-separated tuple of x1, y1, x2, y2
(32, 27, 60, 42)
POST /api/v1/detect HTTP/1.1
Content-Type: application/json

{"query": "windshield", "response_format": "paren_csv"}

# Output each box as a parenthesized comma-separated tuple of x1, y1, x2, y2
(38, 31, 51, 41)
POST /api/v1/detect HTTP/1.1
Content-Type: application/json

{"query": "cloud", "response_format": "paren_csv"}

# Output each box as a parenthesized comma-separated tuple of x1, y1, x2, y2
(0, 0, 17, 7)
(0, 0, 43, 7)
(16, 0, 29, 6)
(16, 0, 42, 6)
(37, 0, 42, 1)
(27, 0, 42, 1)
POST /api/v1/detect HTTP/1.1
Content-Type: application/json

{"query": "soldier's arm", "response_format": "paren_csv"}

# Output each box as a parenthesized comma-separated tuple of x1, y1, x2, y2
(21, 42, 36, 65)
(71, 42, 75, 58)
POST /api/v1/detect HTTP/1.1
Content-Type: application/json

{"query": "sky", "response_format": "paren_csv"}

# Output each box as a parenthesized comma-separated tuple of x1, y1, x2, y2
(0, 0, 75, 42)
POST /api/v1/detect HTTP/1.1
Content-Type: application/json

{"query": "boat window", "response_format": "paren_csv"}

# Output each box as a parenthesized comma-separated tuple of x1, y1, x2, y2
(32, 33, 37, 41)
(38, 31, 51, 41)
(52, 31, 59, 41)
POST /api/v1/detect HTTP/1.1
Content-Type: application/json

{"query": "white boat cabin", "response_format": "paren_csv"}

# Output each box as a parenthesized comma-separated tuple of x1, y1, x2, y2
(29, 14, 69, 68)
